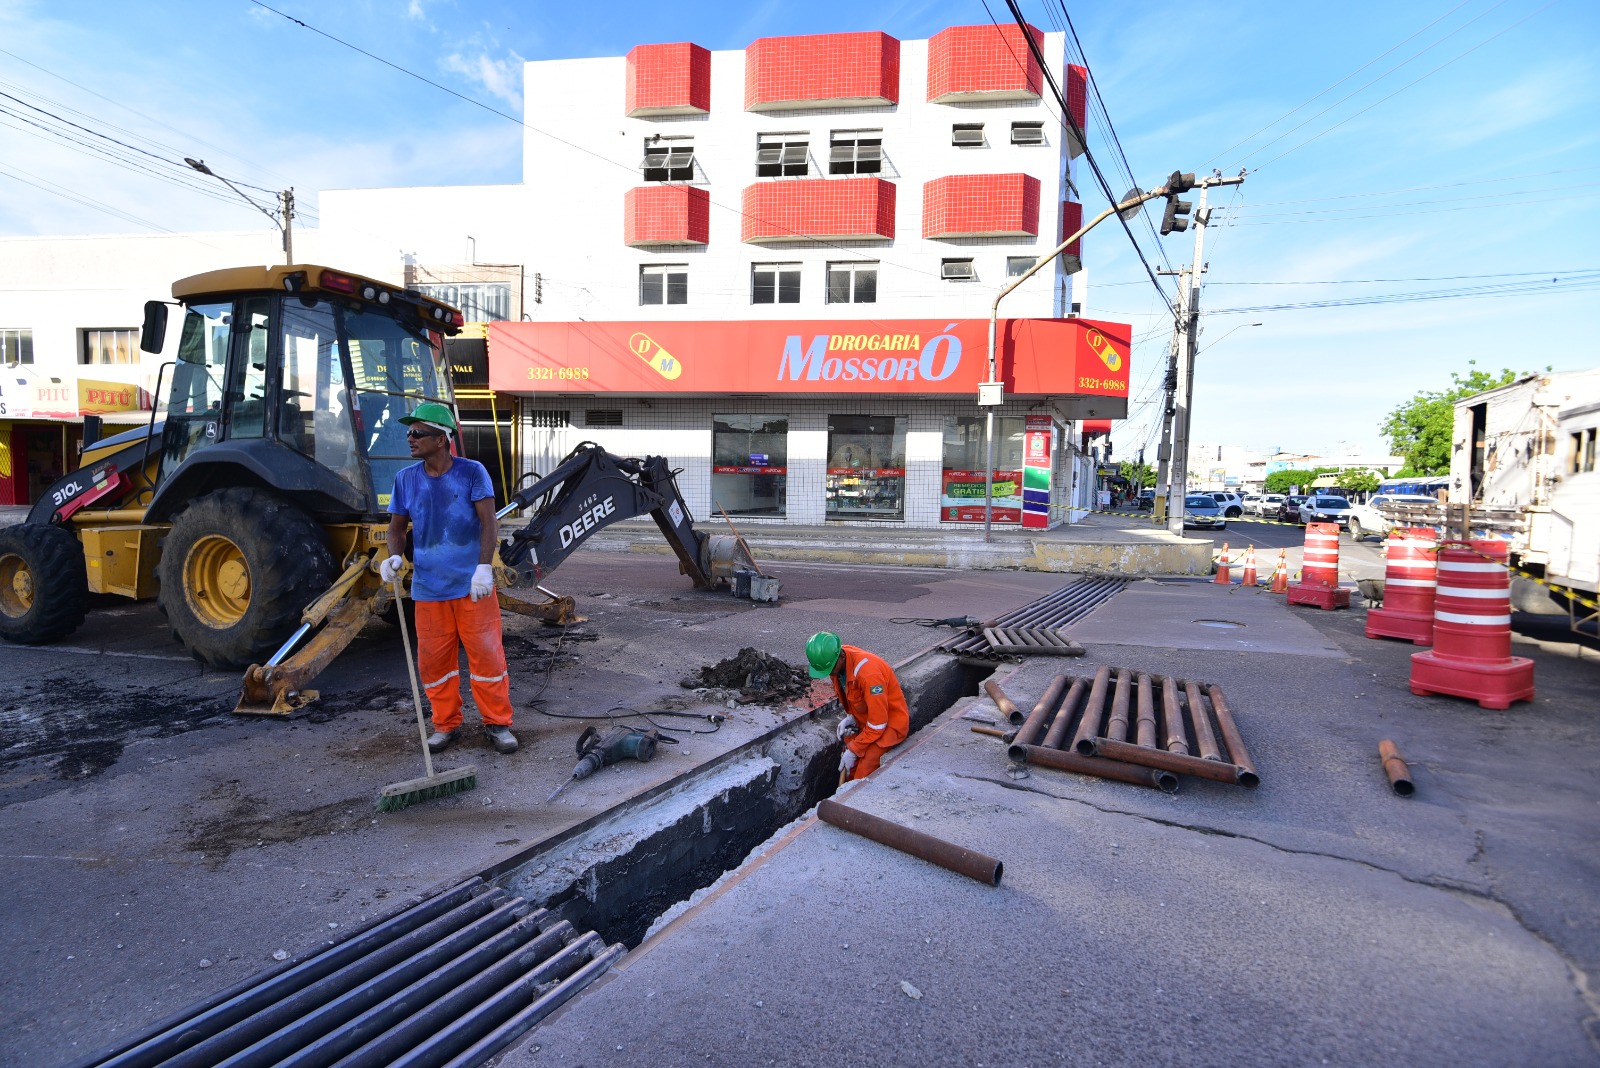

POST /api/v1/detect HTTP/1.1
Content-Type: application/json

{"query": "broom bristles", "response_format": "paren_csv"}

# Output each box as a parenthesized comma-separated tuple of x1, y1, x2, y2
(376, 766, 478, 812)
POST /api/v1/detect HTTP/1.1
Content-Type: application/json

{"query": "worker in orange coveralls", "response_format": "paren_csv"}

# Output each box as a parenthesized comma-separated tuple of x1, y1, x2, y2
(806, 632, 910, 780)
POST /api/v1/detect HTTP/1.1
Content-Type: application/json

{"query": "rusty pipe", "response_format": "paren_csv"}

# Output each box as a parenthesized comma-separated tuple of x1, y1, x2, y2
(1378, 739, 1414, 796)
(983, 680, 1025, 726)
(1160, 675, 1189, 756)
(1207, 685, 1257, 781)
(818, 799, 1002, 886)
(1022, 745, 1178, 793)
(1065, 665, 1114, 754)
(969, 725, 1011, 739)
(1184, 681, 1223, 762)
(1104, 669, 1132, 743)
(1042, 670, 1095, 750)
(1007, 674, 1072, 761)
(1134, 673, 1157, 749)
(1088, 737, 1260, 788)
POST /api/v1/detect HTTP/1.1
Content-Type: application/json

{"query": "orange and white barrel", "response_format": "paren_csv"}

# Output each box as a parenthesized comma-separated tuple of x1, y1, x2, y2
(1300, 522, 1341, 588)
(1365, 527, 1438, 644)
(1409, 540, 1534, 709)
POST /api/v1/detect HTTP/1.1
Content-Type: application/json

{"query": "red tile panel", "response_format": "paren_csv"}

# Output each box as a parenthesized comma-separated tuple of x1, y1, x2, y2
(922, 174, 1040, 239)
(741, 178, 895, 243)
(624, 185, 710, 246)
(626, 42, 711, 116)
(1060, 199, 1083, 273)
(744, 32, 900, 111)
(1065, 64, 1088, 156)
(926, 23, 1044, 103)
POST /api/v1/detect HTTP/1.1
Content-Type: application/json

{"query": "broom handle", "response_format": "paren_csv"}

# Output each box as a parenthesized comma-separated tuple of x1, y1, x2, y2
(393, 573, 434, 781)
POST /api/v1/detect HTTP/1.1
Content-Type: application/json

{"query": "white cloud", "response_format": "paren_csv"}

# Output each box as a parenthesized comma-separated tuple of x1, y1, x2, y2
(442, 49, 525, 112)
(406, 0, 425, 20)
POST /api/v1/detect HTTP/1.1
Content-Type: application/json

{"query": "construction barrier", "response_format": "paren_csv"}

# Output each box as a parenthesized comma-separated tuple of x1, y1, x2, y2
(1286, 522, 1350, 610)
(1365, 527, 1439, 645)
(1409, 541, 1535, 710)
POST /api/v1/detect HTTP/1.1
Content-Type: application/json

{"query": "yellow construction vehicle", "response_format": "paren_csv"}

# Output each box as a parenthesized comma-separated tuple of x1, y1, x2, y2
(0, 263, 757, 716)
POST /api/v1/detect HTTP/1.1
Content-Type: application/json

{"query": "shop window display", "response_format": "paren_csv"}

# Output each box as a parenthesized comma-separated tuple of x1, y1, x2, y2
(713, 415, 788, 517)
(826, 414, 906, 521)
(941, 415, 1025, 523)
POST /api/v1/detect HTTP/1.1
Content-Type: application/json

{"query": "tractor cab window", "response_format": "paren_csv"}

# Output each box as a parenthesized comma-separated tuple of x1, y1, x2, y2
(344, 306, 453, 505)
(280, 298, 365, 497)
(159, 301, 232, 480)
(225, 298, 271, 439)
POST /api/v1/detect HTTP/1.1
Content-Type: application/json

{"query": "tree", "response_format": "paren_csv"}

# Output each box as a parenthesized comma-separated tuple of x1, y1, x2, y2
(1264, 468, 1318, 494)
(1381, 362, 1532, 475)
(1339, 469, 1381, 495)
(1119, 460, 1155, 488)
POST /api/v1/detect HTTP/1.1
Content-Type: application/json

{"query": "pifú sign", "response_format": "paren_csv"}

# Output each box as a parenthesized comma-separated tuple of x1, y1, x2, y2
(488, 318, 1131, 400)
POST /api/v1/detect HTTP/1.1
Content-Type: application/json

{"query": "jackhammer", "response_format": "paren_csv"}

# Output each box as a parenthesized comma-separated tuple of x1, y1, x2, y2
(546, 725, 666, 802)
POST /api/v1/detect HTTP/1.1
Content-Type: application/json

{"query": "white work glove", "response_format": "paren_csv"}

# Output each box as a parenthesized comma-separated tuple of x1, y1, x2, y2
(378, 554, 405, 583)
(839, 749, 859, 777)
(836, 717, 859, 741)
(470, 563, 495, 602)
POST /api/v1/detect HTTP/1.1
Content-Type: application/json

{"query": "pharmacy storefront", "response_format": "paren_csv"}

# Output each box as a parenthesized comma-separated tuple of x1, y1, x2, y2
(0, 376, 152, 508)
(488, 317, 1129, 530)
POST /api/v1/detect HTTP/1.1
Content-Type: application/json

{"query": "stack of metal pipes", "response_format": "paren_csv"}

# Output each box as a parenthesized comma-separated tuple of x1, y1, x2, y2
(981, 669, 1259, 793)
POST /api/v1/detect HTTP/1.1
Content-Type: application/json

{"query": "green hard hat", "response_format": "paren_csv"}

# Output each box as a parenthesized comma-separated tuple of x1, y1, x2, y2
(399, 401, 457, 431)
(806, 631, 842, 678)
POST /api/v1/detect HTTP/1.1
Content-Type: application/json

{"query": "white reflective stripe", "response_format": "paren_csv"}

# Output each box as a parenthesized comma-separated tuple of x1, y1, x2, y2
(1436, 611, 1510, 625)
(853, 658, 868, 678)
(1390, 539, 1433, 548)
(867, 721, 887, 730)
(1436, 586, 1507, 599)
(423, 669, 460, 689)
(1386, 561, 1436, 571)
(470, 672, 507, 683)
(1386, 578, 1437, 588)
(1438, 561, 1503, 572)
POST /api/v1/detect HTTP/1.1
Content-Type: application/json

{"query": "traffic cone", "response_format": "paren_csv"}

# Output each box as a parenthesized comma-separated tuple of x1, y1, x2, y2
(1214, 543, 1231, 585)
(1241, 545, 1258, 587)
(1268, 550, 1288, 594)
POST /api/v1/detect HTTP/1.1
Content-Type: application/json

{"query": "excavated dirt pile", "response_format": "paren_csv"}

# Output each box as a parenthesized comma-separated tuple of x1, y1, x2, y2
(682, 647, 812, 702)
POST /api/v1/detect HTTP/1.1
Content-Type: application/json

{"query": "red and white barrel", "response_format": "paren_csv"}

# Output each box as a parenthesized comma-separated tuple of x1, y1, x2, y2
(1431, 541, 1514, 662)
(1366, 527, 1438, 644)
(1300, 522, 1341, 588)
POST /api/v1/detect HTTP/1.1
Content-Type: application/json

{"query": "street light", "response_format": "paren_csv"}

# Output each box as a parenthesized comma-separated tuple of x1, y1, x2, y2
(185, 158, 295, 264)
(1197, 321, 1262, 355)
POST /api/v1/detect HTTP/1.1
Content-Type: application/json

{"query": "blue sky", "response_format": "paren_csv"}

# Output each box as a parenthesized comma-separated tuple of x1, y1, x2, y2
(1, 0, 1595, 461)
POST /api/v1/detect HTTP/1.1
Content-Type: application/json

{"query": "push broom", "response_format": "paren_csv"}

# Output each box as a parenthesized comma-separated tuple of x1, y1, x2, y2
(377, 573, 477, 811)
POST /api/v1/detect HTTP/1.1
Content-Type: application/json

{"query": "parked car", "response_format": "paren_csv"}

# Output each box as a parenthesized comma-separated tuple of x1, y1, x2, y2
(1182, 494, 1227, 530)
(1346, 493, 1445, 541)
(1207, 491, 1244, 518)
(1240, 493, 1261, 515)
(1277, 495, 1309, 523)
(1254, 493, 1286, 517)
(1300, 495, 1354, 528)
(1137, 488, 1156, 511)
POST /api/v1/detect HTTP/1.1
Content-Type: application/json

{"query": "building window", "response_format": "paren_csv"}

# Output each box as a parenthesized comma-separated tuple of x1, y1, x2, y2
(0, 328, 32, 364)
(752, 263, 801, 304)
(829, 130, 882, 175)
(827, 262, 878, 304)
(585, 409, 623, 428)
(1006, 256, 1037, 278)
(713, 415, 788, 517)
(756, 133, 809, 178)
(640, 264, 688, 305)
(942, 415, 1026, 523)
(1576, 428, 1598, 473)
(952, 123, 985, 147)
(941, 259, 976, 282)
(827, 415, 906, 521)
(412, 282, 512, 322)
(641, 138, 695, 182)
(1011, 121, 1045, 145)
(81, 328, 139, 365)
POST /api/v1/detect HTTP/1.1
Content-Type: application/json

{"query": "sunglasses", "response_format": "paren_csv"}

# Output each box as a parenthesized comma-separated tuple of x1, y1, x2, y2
(406, 428, 444, 440)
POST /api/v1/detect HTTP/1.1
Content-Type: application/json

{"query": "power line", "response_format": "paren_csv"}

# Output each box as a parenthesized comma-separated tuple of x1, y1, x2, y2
(1209, 268, 1598, 284)
(1206, 273, 1600, 314)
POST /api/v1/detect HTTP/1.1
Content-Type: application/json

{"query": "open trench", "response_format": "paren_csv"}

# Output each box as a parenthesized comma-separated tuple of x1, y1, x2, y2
(479, 650, 993, 949)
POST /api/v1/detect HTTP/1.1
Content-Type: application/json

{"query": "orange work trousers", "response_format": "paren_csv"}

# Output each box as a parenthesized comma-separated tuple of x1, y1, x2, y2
(415, 595, 513, 732)
(848, 741, 897, 781)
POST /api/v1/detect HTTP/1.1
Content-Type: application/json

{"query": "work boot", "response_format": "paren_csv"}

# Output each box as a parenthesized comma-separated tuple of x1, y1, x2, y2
(425, 729, 456, 754)
(486, 725, 519, 754)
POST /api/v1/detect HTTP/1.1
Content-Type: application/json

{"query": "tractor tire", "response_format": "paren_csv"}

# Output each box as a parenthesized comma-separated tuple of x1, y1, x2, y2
(156, 489, 334, 668)
(0, 523, 88, 645)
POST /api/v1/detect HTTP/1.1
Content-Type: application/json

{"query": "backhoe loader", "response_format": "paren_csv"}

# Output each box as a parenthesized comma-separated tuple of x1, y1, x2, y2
(0, 263, 758, 716)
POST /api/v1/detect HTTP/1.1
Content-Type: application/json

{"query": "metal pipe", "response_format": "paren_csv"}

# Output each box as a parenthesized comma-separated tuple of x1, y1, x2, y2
(1105, 669, 1132, 743)
(1207, 685, 1258, 782)
(1379, 739, 1415, 796)
(1022, 745, 1179, 793)
(1185, 681, 1223, 762)
(970, 725, 1011, 739)
(1160, 675, 1190, 756)
(1040, 672, 1091, 750)
(1134, 674, 1158, 750)
(982, 680, 1025, 726)
(1067, 665, 1114, 753)
(1006, 674, 1070, 759)
(818, 799, 1003, 886)
(92, 880, 486, 1068)
(1089, 737, 1259, 788)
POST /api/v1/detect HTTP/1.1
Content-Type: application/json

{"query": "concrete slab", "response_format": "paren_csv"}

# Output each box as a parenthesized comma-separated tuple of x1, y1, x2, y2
(1065, 578, 1347, 658)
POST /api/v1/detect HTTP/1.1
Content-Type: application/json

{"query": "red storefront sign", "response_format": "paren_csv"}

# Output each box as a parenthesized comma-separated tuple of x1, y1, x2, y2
(488, 317, 1130, 398)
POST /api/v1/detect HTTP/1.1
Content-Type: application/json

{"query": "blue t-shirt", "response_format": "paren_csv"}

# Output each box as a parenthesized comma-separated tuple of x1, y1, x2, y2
(389, 458, 495, 602)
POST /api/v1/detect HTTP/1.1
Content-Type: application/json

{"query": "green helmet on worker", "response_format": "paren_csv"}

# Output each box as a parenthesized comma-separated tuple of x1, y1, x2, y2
(806, 631, 842, 678)
(400, 401, 457, 434)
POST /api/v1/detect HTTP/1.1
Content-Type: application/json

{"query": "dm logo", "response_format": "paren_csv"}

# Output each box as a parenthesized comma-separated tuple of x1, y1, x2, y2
(629, 332, 683, 381)
(1086, 329, 1122, 373)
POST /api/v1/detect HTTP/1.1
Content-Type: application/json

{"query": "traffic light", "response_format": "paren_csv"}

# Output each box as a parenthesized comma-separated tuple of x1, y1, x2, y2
(1161, 196, 1193, 235)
